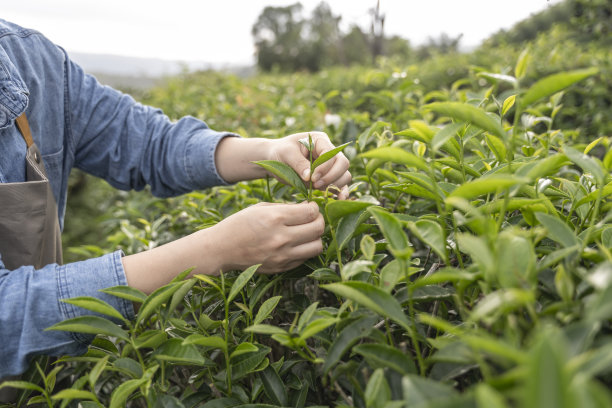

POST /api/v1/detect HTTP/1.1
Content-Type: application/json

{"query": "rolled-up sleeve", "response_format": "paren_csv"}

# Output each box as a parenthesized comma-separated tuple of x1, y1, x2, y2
(65, 54, 237, 197)
(0, 250, 133, 377)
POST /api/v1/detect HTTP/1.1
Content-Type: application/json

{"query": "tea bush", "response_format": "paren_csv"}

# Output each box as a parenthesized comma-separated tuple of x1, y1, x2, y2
(4, 37, 612, 408)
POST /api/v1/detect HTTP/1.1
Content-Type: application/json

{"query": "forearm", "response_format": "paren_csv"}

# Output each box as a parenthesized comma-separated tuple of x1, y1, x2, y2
(215, 137, 274, 183)
(121, 227, 224, 294)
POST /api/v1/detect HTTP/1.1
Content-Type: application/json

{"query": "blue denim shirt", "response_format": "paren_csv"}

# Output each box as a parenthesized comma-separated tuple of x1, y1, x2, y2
(0, 19, 234, 377)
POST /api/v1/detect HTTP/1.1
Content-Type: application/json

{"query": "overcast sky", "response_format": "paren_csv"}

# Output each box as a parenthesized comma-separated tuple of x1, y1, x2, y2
(3, 0, 562, 65)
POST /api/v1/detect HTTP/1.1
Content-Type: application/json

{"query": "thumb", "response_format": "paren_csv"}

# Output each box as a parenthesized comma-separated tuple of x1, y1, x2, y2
(286, 145, 312, 182)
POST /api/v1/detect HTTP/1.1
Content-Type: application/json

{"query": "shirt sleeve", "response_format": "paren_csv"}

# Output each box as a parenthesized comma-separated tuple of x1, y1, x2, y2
(63, 52, 238, 197)
(0, 250, 133, 377)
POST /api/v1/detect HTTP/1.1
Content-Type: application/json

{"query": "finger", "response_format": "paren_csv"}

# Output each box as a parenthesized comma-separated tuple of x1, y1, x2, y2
(314, 155, 351, 189)
(338, 185, 350, 200)
(281, 201, 320, 226)
(287, 213, 325, 245)
(287, 239, 324, 261)
(325, 171, 352, 191)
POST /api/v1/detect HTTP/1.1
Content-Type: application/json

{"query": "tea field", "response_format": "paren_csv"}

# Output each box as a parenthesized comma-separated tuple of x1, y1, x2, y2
(6, 25, 612, 408)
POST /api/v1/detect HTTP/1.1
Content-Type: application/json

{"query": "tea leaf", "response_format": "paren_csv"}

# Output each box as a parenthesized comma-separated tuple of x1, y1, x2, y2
(364, 368, 391, 408)
(136, 282, 183, 327)
(431, 122, 463, 154)
(336, 209, 372, 251)
(231, 345, 271, 380)
(360, 146, 429, 171)
(501, 95, 516, 116)
(153, 338, 208, 365)
(448, 174, 530, 200)
(253, 160, 308, 196)
(564, 146, 605, 186)
(183, 334, 227, 351)
(254, 295, 282, 325)
(515, 48, 531, 79)
(51, 389, 97, 401)
(325, 200, 375, 226)
(61, 296, 126, 322)
(245, 324, 287, 336)
(322, 315, 378, 375)
(311, 141, 352, 170)
(99, 285, 147, 303)
(300, 317, 339, 341)
(354, 343, 417, 375)
(535, 213, 581, 249)
(584, 137, 603, 155)
(230, 342, 259, 359)
(369, 207, 411, 259)
(360, 235, 376, 261)
(520, 67, 598, 108)
(485, 134, 507, 162)
(407, 219, 448, 265)
(322, 281, 412, 333)
(0, 381, 44, 393)
(109, 378, 148, 408)
(228, 264, 260, 304)
(401, 374, 457, 406)
(46, 316, 129, 341)
(259, 366, 288, 406)
(88, 355, 109, 389)
(424, 102, 506, 139)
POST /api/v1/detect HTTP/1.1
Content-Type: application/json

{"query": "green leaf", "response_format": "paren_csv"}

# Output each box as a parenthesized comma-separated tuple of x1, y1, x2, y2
(456, 234, 495, 281)
(136, 282, 183, 327)
(297, 301, 319, 332)
(364, 368, 391, 408)
(525, 328, 570, 408)
(368, 207, 411, 259)
(523, 153, 569, 180)
(407, 219, 448, 264)
(448, 174, 530, 200)
(109, 378, 147, 408)
(496, 231, 537, 287)
(431, 122, 463, 154)
(0, 381, 44, 393)
(135, 330, 167, 349)
(245, 324, 287, 336)
(168, 278, 196, 316)
(478, 72, 518, 87)
(230, 342, 259, 359)
(604, 148, 612, 170)
(228, 264, 260, 304)
(231, 345, 271, 380)
(254, 295, 282, 325)
(354, 343, 416, 375)
(520, 67, 598, 108)
(360, 146, 428, 171)
(259, 366, 288, 406)
(475, 384, 509, 408)
(113, 358, 143, 378)
(535, 213, 581, 248)
(322, 315, 378, 375)
(253, 160, 307, 196)
(515, 48, 531, 79)
(88, 355, 109, 389)
(336, 209, 371, 252)
(501, 94, 516, 116)
(182, 334, 227, 351)
(61, 296, 126, 322)
(153, 338, 207, 365)
(564, 146, 606, 186)
(485, 134, 507, 162)
(51, 389, 97, 401)
(584, 137, 604, 155)
(322, 281, 412, 333)
(311, 141, 352, 170)
(99, 285, 146, 303)
(360, 235, 376, 261)
(325, 200, 375, 226)
(401, 374, 456, 406)
(424, 102, 506, 139)
(299, 317, 338, 341)
(45, 316, 129, 341)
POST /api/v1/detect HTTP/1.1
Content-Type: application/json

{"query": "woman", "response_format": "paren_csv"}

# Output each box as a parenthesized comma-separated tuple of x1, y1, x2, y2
(0, 17, 350, 387)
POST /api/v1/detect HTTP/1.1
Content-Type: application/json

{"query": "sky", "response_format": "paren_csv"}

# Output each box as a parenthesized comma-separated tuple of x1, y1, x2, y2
(3, 0, 562, 66)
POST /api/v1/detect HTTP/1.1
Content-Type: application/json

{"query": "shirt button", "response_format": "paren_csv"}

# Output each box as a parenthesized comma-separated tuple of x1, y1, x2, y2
(34, 151, 41, 163)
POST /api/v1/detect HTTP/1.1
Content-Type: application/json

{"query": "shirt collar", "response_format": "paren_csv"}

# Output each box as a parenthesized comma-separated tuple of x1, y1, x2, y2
(0, 43, 29, 129)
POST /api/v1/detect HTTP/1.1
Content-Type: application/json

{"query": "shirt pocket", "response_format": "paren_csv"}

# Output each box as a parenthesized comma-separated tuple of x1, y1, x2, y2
(41, 146, 64, 184)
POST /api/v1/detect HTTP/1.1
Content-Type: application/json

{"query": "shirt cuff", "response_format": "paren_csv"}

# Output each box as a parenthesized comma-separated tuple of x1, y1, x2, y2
(57, 250, 135, 344)
(184, 128, 240, 188)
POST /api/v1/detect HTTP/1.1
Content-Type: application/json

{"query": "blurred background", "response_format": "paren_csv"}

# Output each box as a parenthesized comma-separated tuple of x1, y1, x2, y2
(2, 0, 577, 87)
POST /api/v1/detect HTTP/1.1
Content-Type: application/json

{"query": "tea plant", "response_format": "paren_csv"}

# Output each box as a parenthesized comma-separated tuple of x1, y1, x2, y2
(4, 41, 611, 408)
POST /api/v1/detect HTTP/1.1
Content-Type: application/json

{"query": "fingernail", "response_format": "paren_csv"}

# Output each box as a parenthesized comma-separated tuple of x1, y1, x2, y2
(314, 180, 324, 189)
(311, 172, 320, 183)
(302, 168, 310, 180)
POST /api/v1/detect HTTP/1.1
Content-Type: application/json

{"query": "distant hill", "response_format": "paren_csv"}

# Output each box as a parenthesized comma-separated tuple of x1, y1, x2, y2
(68, 52, 254, 89)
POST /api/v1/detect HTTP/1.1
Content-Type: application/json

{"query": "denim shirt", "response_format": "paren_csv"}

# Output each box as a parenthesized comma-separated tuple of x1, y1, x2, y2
(0, 19, 234, 377)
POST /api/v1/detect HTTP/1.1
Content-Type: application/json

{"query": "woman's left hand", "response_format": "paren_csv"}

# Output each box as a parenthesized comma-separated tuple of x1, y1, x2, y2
(269, 131, 351, 200)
